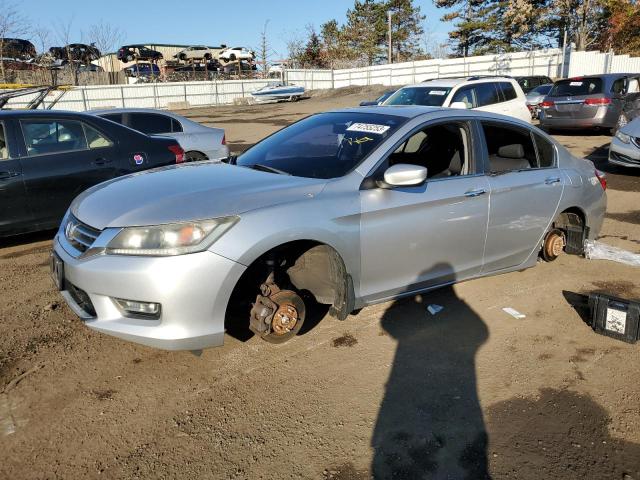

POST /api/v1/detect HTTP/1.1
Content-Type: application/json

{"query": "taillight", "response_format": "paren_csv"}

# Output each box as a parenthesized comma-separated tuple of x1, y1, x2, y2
(595, 169, 607, 191)
(168, 144, 185, 163)
(584, 97, 611, 106)
(540, 100, 554, 108)
(221, 134, 226, 145)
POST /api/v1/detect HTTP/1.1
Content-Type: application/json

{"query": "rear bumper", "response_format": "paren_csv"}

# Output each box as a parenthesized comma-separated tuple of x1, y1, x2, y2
(540, 106, 617, 129)
(53, 234, 246, 350)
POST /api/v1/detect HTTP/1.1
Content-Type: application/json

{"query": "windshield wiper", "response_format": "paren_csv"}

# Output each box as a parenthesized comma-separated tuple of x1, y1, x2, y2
(221, 154, 237, 164)
(247, 163, 291, 175)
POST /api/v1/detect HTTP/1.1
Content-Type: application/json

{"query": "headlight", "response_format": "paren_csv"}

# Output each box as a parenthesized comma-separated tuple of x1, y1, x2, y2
(106, 216, 238, 256)
(615, 130, 631, 144)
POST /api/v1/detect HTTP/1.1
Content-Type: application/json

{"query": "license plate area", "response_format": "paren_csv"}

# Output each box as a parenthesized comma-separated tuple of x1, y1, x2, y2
(50, 250, 64, 291)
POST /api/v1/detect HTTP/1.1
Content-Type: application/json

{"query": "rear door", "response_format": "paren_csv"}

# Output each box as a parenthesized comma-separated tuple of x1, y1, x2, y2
(17, 117, 120, 227)
(479, 120, 564, 272)
(0, 119, 31, 234)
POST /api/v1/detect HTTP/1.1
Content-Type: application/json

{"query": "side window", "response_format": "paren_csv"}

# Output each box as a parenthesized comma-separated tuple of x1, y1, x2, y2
(611, 78, 626, 95)
(481, 123, 537, 173)
(102, 113, 123, 124)
(386, 121, 471, 179)
(171, 118, 183, 132)
(83, 123, 113, 149)
(0, 123, 9, 160)
(21, 120, 88, 156)
(129, 113, 172, 134)
(475, 83, 501, 107)
(533, 133, 555, 168)
(451, 86, 476, 108)
(500, 82, 518, 101)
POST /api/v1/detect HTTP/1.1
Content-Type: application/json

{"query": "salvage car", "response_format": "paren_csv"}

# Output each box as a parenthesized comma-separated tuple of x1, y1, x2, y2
(383, 77, 531, 123)
(539, 74, 640, 132)
(1, 38, 36, 60)
(525, 83, 553, 119)
(218, 47, 255, 62)
(51, 107, 606, 350)
(117, 45, 163, 63)
(0, 110, 185, 236)
(514, 75, 553, 94)
(174, 45, 224, 61)
(609, 116, 640, 168)
(91, 108, 229, 162)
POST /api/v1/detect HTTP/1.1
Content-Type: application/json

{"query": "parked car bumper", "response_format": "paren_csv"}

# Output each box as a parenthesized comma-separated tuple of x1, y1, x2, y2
(539, 108, 616, 129)
(609, 136, 640, 168)
(53, 234, 246, 350)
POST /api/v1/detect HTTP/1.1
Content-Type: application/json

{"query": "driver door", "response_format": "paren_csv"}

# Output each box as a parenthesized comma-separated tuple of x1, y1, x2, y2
(359, 120, 490, 303)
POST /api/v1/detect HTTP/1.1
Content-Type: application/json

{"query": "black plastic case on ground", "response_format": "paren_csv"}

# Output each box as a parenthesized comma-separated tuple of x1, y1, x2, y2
(588, 293, 640, 344)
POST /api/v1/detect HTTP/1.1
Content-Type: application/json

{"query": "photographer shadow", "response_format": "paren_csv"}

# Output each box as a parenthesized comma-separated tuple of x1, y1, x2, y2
(372, 263, 491, 479)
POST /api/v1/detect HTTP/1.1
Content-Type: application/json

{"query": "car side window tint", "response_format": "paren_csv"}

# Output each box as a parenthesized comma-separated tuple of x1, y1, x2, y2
(612, 78, 626, 95)
(386, 121, 471, 179)
(500, 82, 518, 101)
(476, 83, 502, 107)
(21, 120, 88, 156)
(83, 123, 113, 149)
(129, 113, 172, 134)
(533, 133, 555, 168)
(481, 123, 537, 173)
(102, 113, 123, 124)
(171, 118, 183, 132)
(0, 123, 9, 160)
(451, 86, 476, 108)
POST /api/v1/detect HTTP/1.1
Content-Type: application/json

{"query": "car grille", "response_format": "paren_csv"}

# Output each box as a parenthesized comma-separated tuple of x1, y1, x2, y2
(66, 281, 96, 317)
(64, 215, 102, 253)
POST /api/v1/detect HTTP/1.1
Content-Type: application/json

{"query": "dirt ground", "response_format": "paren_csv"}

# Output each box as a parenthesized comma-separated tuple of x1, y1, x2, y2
(1, 87, 640, 479)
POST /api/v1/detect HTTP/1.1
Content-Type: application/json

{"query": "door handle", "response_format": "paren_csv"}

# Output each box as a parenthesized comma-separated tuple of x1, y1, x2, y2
(93, 158, 112, 166)
(0, 171, 20, 180)
(464, 189, 487, 197)
(545, 177, 561, 185)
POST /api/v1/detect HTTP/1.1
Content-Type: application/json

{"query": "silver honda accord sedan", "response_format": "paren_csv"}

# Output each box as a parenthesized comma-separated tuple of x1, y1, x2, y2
(51, 106, 607, 350)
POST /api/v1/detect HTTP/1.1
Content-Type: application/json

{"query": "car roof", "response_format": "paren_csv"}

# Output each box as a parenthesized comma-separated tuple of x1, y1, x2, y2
(0, 109, 99, 119)
(402, 76, 516, 88)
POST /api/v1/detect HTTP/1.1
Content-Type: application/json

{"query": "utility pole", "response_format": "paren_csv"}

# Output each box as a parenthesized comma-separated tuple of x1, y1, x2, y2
(387, 11, 393, 64)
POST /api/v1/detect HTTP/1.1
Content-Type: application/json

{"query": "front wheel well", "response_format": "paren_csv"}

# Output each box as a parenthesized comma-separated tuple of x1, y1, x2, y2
(225, 240, 354, 335)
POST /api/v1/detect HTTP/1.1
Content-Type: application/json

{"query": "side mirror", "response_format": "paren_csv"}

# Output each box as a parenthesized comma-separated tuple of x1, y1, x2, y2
(382, 164, 428, 187)
(450, 101, 468, 109)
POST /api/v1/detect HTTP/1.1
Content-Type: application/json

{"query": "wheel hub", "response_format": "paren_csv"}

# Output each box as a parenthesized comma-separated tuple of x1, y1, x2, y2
(272, 301, 299, 336)
(544, 231, 565, 259)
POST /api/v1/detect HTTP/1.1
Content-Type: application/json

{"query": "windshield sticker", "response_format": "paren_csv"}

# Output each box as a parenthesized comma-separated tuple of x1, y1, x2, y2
(569, 81, 583, 86)
(346, 123, 391, 134)
(344, 136, 374, 145)
(429, 90, 447, 95)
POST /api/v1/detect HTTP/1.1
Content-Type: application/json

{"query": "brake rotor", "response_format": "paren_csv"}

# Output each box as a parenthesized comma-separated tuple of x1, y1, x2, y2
(543, 229, 565, 261)
(270, 290, 300, 336)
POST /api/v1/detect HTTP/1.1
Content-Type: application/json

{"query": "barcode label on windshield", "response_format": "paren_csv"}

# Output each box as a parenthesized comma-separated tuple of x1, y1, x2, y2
(429, 90, 447, 95)
(346, 123, 391, 134)
(569, 81, 583, 86)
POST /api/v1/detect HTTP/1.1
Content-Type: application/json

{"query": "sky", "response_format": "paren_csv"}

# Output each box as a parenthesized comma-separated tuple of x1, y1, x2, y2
(21, 0, 452, 59)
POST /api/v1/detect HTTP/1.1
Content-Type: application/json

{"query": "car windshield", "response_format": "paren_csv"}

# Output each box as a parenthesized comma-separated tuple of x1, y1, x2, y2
(383, 87, 452, 106)
(530, 84, 552, 95)
(549, 78, 603, 96)
(236, 112, 405, 179)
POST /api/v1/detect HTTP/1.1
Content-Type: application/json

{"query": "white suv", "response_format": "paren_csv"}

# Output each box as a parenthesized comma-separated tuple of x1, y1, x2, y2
(383, 76, 531, 123)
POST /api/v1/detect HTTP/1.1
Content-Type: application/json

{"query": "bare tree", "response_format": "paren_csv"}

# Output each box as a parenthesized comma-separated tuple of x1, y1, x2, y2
(282, 29, 306, 69)
(84, 20, 123, 55)
(256, 20, 271, 78)
(0, 1, 29, 82)
(33, 24, 57, 84)
(54, 17, 79, 85)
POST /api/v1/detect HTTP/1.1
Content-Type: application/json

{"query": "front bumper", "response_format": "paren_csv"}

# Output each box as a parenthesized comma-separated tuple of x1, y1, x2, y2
(53, 234, 246, 350)
(609, 137, 640, 168)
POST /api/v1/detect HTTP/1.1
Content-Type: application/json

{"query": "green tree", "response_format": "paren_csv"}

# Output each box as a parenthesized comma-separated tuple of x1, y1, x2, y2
(386, 0, 426, 61)
(436, 0, 491, 56)
(299, 28, 327, 68)
(599, 0, 640, 55)
(343, 0, 387, 65)
(321, 19, 349, 67)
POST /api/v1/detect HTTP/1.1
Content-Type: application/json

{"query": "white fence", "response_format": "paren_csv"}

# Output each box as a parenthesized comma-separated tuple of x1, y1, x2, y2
(333, 48, 568, 87)
(5, 47, 640, 111)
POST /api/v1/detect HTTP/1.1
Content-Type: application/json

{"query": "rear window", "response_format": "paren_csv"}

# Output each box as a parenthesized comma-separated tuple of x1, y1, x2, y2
(384, 87, 453, 107)
(236, 112, 406, 179)
(549, 78, 603, 96)
(128, 113, 172, 134)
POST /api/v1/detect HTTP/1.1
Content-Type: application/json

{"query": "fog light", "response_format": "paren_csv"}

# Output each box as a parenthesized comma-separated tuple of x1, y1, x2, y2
(114, 298, 161, 318)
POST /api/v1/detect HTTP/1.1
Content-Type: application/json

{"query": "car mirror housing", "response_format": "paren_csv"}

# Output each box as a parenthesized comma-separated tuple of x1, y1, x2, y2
(382, 164, 428, 187)
(450, 101, 468, 109)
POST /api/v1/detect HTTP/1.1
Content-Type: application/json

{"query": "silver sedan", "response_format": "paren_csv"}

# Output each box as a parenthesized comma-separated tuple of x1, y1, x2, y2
(91, 108, 229, 162)
(52, 107, 607, 350)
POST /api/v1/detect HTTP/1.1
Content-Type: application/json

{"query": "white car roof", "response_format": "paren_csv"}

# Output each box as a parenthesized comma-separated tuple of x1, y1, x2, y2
(402, 77, 515, 89)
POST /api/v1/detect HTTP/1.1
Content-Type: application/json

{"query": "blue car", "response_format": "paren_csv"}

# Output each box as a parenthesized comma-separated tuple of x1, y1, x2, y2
(124, 63, 160, 77)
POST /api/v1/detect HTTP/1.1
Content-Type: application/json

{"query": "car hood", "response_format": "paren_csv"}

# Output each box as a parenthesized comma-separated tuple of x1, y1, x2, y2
(620, 117, 640, 137)
(71, 162, 328, 230)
